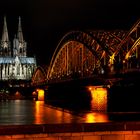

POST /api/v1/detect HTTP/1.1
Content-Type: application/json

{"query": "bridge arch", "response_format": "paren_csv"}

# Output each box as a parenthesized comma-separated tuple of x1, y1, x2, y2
(47, 31, 112, 81)
(110, 19, 140, 65)
(125, 37, 140, 60)
(31, 66, 47, 86)
(32, 19, 140, 86)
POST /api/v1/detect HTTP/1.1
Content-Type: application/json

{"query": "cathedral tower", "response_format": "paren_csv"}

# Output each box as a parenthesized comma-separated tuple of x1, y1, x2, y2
(0, 16, 11, 56)
(0, 16, 37, 81)
(13, 16, 27, 57)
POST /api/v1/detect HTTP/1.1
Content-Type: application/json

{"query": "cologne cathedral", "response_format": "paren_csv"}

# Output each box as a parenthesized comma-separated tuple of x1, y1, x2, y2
(0, 17, 37, 81)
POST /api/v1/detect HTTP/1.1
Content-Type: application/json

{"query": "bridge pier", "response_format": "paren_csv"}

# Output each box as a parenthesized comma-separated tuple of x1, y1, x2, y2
(88, 86, 108, 112)
(43, 79, 110, 112)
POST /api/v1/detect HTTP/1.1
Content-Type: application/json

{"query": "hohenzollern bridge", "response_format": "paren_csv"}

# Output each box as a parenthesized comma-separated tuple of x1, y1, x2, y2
(31, 19, 140, 87)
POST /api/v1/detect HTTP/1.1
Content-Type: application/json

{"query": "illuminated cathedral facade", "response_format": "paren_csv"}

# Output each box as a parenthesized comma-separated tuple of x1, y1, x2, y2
(0, 17, 37, 81)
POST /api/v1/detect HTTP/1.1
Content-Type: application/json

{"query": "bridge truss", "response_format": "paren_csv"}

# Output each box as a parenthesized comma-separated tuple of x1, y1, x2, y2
(32, 19, 140, 85)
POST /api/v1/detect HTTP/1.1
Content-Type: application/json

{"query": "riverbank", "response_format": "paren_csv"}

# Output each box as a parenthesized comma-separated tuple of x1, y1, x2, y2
(0, 122, 140, 140)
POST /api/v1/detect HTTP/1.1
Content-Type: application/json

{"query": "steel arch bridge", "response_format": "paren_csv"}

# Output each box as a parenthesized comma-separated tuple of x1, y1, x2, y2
(31, 66, 48, 86)
(32, 19, 140, 86)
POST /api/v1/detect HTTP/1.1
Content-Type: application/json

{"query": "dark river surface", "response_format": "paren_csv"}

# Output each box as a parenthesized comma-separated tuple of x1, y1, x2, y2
(1, 82, 140, 125)
(0, 100, 110, 125)
(1, 99, 140, 125)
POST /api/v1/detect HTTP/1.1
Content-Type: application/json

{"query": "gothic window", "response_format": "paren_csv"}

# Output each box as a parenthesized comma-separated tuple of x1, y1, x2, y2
(8, 64, 9, 75)
(20, 48, 22, 54)
(5, 48, 7, 55)
(17, 65, 20, 75)
(21, 65, 23, 74)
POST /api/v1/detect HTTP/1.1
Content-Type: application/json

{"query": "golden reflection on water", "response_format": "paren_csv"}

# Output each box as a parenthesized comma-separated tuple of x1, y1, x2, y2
(33, 85, 110, 124)
(83, 86, 109, 123)
(34, 101, 83, 124)
(0, 100, 110, 125)
(34, 101, 45, 124)
(34, 85, 110, 124)
(85, 112, 109, 123)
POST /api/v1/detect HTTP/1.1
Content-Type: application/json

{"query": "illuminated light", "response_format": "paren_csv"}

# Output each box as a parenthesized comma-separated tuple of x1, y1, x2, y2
(85, 113, 95, 123)
(109, 53, 115, 65)
(32, 91, 37, 100)
(88, 87, 92, 91)
(101, 68, 104, 74)
(32, 91, 36, 95)
(37, 89, 45, 101)
(15, 91, 22, 99)
(15, 91, 20, 96)
(123, 60, 125, 63)
(107, 84, 111, 88)
(89, 86, 108, 112)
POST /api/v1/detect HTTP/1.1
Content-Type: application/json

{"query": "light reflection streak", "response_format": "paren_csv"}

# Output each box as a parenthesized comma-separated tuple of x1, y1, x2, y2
(34, 101, 79, 124)
(0, 100, 110, 125)
(34, 101, 45, 124)
(85, 112, 109, 123)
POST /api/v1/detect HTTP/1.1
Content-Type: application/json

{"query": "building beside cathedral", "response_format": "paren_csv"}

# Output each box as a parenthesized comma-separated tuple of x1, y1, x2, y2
(0, 16, 37, 81)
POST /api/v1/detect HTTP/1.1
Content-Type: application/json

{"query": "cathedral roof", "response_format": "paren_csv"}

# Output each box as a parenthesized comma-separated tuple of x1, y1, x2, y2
(0, 57, 36, 64)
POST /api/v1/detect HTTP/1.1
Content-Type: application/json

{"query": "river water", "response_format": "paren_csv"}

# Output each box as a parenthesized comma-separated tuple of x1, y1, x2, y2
(1, 83, 140, 125)
(0, 100, 110, 125)
(1, 99, 140, 125)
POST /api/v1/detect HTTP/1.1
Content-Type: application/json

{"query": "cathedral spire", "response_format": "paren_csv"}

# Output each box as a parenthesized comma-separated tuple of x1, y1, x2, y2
(0, 16, 11, 56)
(17, 16, 24, 42)
(1, 16, 9, 42)
(13, 16, 27, 57)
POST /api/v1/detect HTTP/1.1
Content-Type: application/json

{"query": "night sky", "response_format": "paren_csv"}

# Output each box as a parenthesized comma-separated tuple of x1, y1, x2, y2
(0, 0, 139, 66)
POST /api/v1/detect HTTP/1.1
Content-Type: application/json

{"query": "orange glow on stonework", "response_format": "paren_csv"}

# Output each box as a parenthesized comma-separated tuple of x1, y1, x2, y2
(36, 89, 45, 101)
(89, 86, 108, 112)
